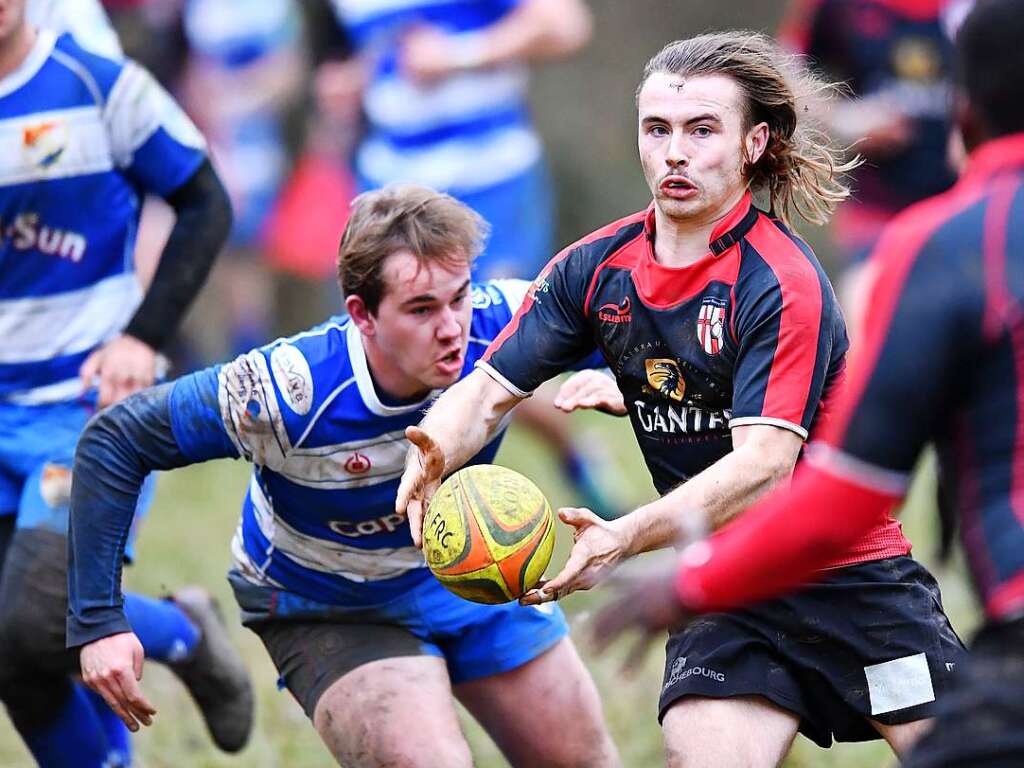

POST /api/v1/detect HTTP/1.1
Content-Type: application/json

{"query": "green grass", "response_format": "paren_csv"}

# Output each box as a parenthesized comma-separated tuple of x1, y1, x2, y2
(0, 410, 978, 767)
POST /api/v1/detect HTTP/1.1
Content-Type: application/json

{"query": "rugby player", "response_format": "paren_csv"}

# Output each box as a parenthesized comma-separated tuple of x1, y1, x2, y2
(0, 0, 251, 765)
(66, 185, 621, 767)
(398, 32, 965, 765)
(595, 1, 1024, 765)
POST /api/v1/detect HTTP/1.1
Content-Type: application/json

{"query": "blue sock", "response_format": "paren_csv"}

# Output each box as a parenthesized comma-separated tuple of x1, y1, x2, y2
(124, 592, 200, 663)
(85, 688, 132, 767)
(21, 684, 110, 768)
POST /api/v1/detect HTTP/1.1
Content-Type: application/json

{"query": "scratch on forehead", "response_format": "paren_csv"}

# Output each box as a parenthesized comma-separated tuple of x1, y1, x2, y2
(670, 79, 686, 92)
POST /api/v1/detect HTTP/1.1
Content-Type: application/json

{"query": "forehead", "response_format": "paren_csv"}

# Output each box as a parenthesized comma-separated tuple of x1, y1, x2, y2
(638, 72, 746, 122)
(380, 249, 470, 300)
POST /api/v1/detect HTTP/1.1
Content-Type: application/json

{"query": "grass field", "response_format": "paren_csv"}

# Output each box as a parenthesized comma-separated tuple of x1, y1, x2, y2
(0, 404, 979, 767)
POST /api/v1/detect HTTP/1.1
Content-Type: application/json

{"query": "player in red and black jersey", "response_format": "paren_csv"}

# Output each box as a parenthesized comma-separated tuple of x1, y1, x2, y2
(594, 3, 1024, 765)
(398, 31, 964, 765)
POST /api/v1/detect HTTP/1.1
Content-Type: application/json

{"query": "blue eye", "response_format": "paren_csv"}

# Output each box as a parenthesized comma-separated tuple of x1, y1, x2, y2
(693, 126, 712, 138)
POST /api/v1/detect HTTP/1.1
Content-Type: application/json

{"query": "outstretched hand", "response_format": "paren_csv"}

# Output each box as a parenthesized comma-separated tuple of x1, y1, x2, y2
(520, 507, 629, 605)
(396, 425, 446, 548)
(553, 370, 626, 416)
(80, 632, 156, 732)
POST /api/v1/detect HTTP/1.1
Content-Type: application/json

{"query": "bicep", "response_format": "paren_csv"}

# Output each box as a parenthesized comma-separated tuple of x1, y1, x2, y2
(731, 423, 803, 474)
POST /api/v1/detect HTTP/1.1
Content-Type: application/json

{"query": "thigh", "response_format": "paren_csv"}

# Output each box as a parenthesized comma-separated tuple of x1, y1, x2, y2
(314, 655, 473, 768)
(662, 695, 800, 768)
(454, 637, 620, 768)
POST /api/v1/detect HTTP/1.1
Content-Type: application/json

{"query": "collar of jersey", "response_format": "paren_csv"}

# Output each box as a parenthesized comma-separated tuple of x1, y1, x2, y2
(346, 321, 439, 417)
(643, 190, 759, 258)
(963, 132, 1024, 184)
(0, 29, 57, 100)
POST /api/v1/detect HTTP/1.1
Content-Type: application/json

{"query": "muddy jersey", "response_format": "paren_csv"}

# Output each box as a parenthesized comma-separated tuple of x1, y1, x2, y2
(482, 193, 911, 566)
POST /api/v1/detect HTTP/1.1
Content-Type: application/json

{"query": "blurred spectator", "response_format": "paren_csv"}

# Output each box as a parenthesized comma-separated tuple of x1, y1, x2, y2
(779, 0, 956, 329)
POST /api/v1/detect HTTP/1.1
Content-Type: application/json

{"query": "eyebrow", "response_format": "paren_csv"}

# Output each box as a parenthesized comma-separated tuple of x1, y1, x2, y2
(400, 279, 471, 307)
(641, 112, 722, 127)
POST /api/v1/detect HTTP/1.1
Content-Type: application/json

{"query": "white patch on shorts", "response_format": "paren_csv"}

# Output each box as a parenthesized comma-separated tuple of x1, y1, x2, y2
(864, 652, 935, 715)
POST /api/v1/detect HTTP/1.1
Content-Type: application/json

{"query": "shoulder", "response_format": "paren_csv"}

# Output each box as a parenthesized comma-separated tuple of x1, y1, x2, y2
(264, 319, 354, 412)
(50, 31, 123, 103)
(740, 214, 827, 299)
(560, 209, 649, 267)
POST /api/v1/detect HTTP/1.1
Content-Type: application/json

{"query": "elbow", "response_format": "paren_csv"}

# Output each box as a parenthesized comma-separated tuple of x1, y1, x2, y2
(533, 0, 592, 57)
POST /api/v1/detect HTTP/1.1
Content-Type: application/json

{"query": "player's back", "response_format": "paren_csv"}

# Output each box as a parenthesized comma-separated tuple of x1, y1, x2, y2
(844, 134, 1024, 618)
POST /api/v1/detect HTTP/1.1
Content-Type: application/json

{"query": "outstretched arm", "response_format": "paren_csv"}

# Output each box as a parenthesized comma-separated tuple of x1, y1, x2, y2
(396, 368, 523, 547)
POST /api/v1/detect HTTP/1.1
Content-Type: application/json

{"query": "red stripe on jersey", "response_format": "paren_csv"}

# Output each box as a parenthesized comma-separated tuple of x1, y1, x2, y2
(987, 569, 1024, 620)
(484, 211, 647, 362)
(744, 217, 823, 427)
(824, 183, 989, 447)
(776, 0, 824, 52)
(981, 178, 1024, 530)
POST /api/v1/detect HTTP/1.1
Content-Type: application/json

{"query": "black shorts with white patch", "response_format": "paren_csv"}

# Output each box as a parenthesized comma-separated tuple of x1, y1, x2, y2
(659, 556, 966, 748)
(904, 616, 1024, 768)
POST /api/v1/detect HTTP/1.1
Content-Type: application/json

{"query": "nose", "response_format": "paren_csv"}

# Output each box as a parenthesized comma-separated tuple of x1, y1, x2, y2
(436, 306, 462, 341)
(664, 129, 689, 169)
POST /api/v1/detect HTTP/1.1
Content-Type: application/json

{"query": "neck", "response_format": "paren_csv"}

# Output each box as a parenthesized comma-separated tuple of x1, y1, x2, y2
(362, 336, 429, 402)
(652, 188, 746, 268)
(0, 24, 36, 82)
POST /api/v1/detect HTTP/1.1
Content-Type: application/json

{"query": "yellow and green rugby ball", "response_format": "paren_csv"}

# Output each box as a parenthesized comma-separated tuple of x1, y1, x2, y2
(422, 465, 555, 604)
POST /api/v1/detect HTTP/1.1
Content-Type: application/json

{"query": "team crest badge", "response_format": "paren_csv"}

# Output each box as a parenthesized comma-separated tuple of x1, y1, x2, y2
(645, 358, 685, 402)
(697, 297, 727, 355)
(22, 120, 68, 169)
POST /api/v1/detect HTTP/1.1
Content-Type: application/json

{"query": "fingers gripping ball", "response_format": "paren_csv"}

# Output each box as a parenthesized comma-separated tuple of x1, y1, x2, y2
(423, 465, 555, 604)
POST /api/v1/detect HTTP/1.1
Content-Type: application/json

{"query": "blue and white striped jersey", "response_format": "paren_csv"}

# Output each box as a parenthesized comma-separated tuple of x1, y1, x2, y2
(170, 280, 532, 606)
(329, 0, 541, 195)
(0, 31, 207, 405)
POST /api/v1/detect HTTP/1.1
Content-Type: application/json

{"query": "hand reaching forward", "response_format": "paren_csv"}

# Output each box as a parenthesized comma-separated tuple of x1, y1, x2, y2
(553, 370, 626, 416)
(395, 426, 446, 548)
(80, 632, 156, 732)
(519, 507, 629, 605)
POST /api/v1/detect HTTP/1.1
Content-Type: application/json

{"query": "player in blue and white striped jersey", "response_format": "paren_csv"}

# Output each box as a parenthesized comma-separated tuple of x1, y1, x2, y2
(68, 185, 621, 767)
(0, 2, 251, 765)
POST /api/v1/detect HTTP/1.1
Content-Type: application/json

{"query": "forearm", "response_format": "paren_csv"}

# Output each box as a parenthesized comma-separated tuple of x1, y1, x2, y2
(123, 160, 231, 350)
(464, 0, 591, 69)
(420, 368, 520, 476)
(619, 444, 794, 556)
(68, 372, 235, 646)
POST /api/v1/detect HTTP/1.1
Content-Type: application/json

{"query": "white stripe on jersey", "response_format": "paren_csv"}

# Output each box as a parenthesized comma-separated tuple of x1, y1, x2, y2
(104, 61, 205, 167)
(331, 0, 463, 27)
(247, 476, 425, 581)
(218, 350, 294, 469)
(0, 272, 140, 363)
(357, 125, 541, 192)
(364, 66, 527, 136)
(0, 105, 112, 186)
(3, 377, 83, 405)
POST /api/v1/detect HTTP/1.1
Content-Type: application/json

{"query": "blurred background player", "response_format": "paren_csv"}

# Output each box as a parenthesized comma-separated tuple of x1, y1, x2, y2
(399, 31, 965, 766)
(65, 185, 621, 768)
(778, 0, 957, 328)
(0, 0, 251, 764)
(321, 0, 624, 521)
(594, 1, 1024, 765)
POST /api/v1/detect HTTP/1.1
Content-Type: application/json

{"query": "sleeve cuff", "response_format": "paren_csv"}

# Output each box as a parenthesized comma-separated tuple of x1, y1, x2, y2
(67, 610, 132, 650)
(474, 360, 532, 398)
(728, 416, 808, 440)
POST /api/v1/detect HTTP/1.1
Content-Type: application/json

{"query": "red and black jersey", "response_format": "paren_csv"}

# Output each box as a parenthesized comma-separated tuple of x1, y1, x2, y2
(480, 193, 908, 566)
(678, 133, 1024, 621)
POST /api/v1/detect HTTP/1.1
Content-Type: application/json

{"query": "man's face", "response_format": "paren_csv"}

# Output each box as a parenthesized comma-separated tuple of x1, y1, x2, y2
(358, 249, 473, 397)
(638, 72, 765, 225)
(0, 0, 27, 46)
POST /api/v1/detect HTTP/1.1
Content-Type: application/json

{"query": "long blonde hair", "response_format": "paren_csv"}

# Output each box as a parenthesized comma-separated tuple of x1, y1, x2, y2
(639, 31, 859, 226)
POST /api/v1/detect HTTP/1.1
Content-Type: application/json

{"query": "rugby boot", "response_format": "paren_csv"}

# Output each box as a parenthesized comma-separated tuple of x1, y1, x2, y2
(167, 587, 254, 753)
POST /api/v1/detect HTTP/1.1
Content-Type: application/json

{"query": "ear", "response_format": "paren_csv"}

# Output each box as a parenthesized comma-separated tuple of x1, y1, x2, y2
(745, 121, 770, 167)
(346, 295, 376, 337)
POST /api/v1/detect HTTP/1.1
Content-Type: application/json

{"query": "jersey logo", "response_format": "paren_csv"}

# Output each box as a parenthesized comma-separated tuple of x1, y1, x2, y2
(645, 358, 686, 402)
(598, 296, 632, 324)
(344, 452, 372, 474)
(22, 121, 67, 169)
(697, 298, 727, 355)
(270, 344, 313, 415)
